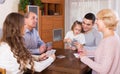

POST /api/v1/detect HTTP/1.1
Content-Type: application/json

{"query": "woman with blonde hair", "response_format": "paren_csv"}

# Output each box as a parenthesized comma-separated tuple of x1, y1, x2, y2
(0, 12, 55, 74)
(77, 9, 120, 74)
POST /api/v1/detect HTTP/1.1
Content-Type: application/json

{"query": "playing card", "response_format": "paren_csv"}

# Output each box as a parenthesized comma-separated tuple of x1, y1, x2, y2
(57, 55, 66, 59)
(46, 49, 56, 57)
(73, 53, 80, 58)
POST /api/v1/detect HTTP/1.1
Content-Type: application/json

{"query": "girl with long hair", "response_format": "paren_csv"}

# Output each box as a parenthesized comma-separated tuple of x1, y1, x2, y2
(0, 12, 55, 74)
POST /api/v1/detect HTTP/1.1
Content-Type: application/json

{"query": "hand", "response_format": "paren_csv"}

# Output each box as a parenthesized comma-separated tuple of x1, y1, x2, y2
(46, 42, 53, 50)
(64, 38, 72, 43)
(78, 49, 87, 58)
(74, 42, 83, 50)
(67, 38, 72, 43)
(49, 54, 56, 60)
(38, 53, 47, 61)
(65, 44, 72, 50)
(71, 46, 76, 50)
(39, 44, 46, 53)
(46, 46, 52, 50)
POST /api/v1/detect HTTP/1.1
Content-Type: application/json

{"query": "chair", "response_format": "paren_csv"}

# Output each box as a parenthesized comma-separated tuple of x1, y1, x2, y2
(0, 68, 6, 74)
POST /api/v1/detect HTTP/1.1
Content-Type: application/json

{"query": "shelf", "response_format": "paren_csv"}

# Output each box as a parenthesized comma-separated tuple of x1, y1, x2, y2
(41, 2, 62, 16)
(41, 0, 61, 4)
(39, 0, 64, 49)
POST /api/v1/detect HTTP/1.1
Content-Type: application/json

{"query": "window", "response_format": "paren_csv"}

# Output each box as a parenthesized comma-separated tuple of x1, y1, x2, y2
(53, 29, 62, 41)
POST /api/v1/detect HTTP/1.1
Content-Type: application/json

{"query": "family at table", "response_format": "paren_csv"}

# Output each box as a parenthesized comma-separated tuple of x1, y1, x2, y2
(0, 9, 120, 74)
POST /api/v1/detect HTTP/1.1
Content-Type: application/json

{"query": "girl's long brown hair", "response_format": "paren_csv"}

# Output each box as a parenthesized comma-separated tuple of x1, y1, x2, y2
(0, 13, 34, 72)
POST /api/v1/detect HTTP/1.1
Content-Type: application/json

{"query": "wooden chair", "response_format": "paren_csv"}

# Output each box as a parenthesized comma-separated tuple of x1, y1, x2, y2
(0, 68, 6, 74)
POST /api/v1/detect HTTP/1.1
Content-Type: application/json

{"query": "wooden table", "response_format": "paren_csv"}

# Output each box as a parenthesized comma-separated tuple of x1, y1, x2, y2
(40, 49, 90, 74)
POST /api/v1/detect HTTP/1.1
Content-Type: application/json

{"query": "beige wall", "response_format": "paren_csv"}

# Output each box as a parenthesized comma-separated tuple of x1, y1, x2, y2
(65, 0, 120, 37)
(0, 0, 120, 36)
(0, 0, 19, 29)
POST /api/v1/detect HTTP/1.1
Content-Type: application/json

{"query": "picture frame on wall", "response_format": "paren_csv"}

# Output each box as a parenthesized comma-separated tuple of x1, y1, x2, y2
(53, 29, 63, 41)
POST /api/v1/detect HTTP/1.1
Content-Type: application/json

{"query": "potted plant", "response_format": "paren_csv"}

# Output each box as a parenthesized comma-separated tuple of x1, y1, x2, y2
(19, 0, 43, 12)
(34, 0, 43, 9)
(19, 0, 29, 12)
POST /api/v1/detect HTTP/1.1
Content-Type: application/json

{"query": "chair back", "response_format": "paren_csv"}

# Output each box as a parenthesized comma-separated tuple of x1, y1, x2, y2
(0, 68, 6, 74)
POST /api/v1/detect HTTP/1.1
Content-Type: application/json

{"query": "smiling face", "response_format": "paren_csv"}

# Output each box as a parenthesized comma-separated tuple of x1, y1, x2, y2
(82, 18, 93, 33)
(95, 19, 105, 32)
(25, 12, 37, 29)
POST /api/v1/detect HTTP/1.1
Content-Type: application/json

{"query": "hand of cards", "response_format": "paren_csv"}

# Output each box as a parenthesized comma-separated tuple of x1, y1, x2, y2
(71, 39, 77, 47)
(46, 49, 56, 57)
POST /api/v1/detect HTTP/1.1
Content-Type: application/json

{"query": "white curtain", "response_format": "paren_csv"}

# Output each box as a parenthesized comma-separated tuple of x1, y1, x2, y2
(65, 0, 120, 36)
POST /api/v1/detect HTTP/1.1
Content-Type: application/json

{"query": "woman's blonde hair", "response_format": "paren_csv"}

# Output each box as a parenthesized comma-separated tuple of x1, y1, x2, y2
(97, 9, 119, 30)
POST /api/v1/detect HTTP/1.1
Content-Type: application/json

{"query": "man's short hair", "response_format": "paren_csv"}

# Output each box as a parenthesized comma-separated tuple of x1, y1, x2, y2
(84, 13, 96, 23)
(24, 12, 35, 18)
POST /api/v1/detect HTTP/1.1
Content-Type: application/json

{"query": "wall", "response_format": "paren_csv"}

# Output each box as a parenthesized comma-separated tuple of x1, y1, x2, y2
(0, 0, 19, 29)
(65, 0, 120, 36)
(0, 0, 120, 36)
(65, 0, 109, 34)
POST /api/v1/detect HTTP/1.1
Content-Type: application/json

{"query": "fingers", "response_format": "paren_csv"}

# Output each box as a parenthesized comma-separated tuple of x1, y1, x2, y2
(66, 38, 72, 43)
(38, 53, 47, 61)
(78, 49, 87, 58)
(50, 54, 56, 60)
(39, 45, 47, 53)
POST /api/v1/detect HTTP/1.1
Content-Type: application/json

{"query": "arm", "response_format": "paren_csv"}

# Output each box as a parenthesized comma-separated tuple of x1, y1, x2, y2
(64, 31, 72, 43)
(23, 29, 45, 54)
(27, 54, 55, 72)
(94, 30, 102, 46)
(36, 31, 46, 53)
(32, 53, 47, 61)
(37, 31, 45, 47)
(29, 48, 40, 54)
(83, 30, 102, 50)
(78, 34, 86, 45)
(27, 57, 55, 72)
(64, 38, 72, 43)
(83, 46, 96, 56)
(80, 40, 115, 73)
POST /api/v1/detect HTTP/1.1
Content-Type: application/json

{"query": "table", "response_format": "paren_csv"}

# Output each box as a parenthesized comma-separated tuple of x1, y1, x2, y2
(40, 49, 90, 74)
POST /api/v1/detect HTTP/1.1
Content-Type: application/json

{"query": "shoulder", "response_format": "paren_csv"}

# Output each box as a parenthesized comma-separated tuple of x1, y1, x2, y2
(0, 42, 10, 48)
(33, 28, 38, 32)
(66, 31, 73, 35)
(67, 31, 73, 33)
(92, 28, 102, 36)
(79, 33, 84, 35)
(0, 42, 10, 52)
(32, 29, 39, 34)
(105, 33, 120, 43)
(24, 28, 30, 33)
(92, 28, 98, 32)
(78, 33, 85, 37)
